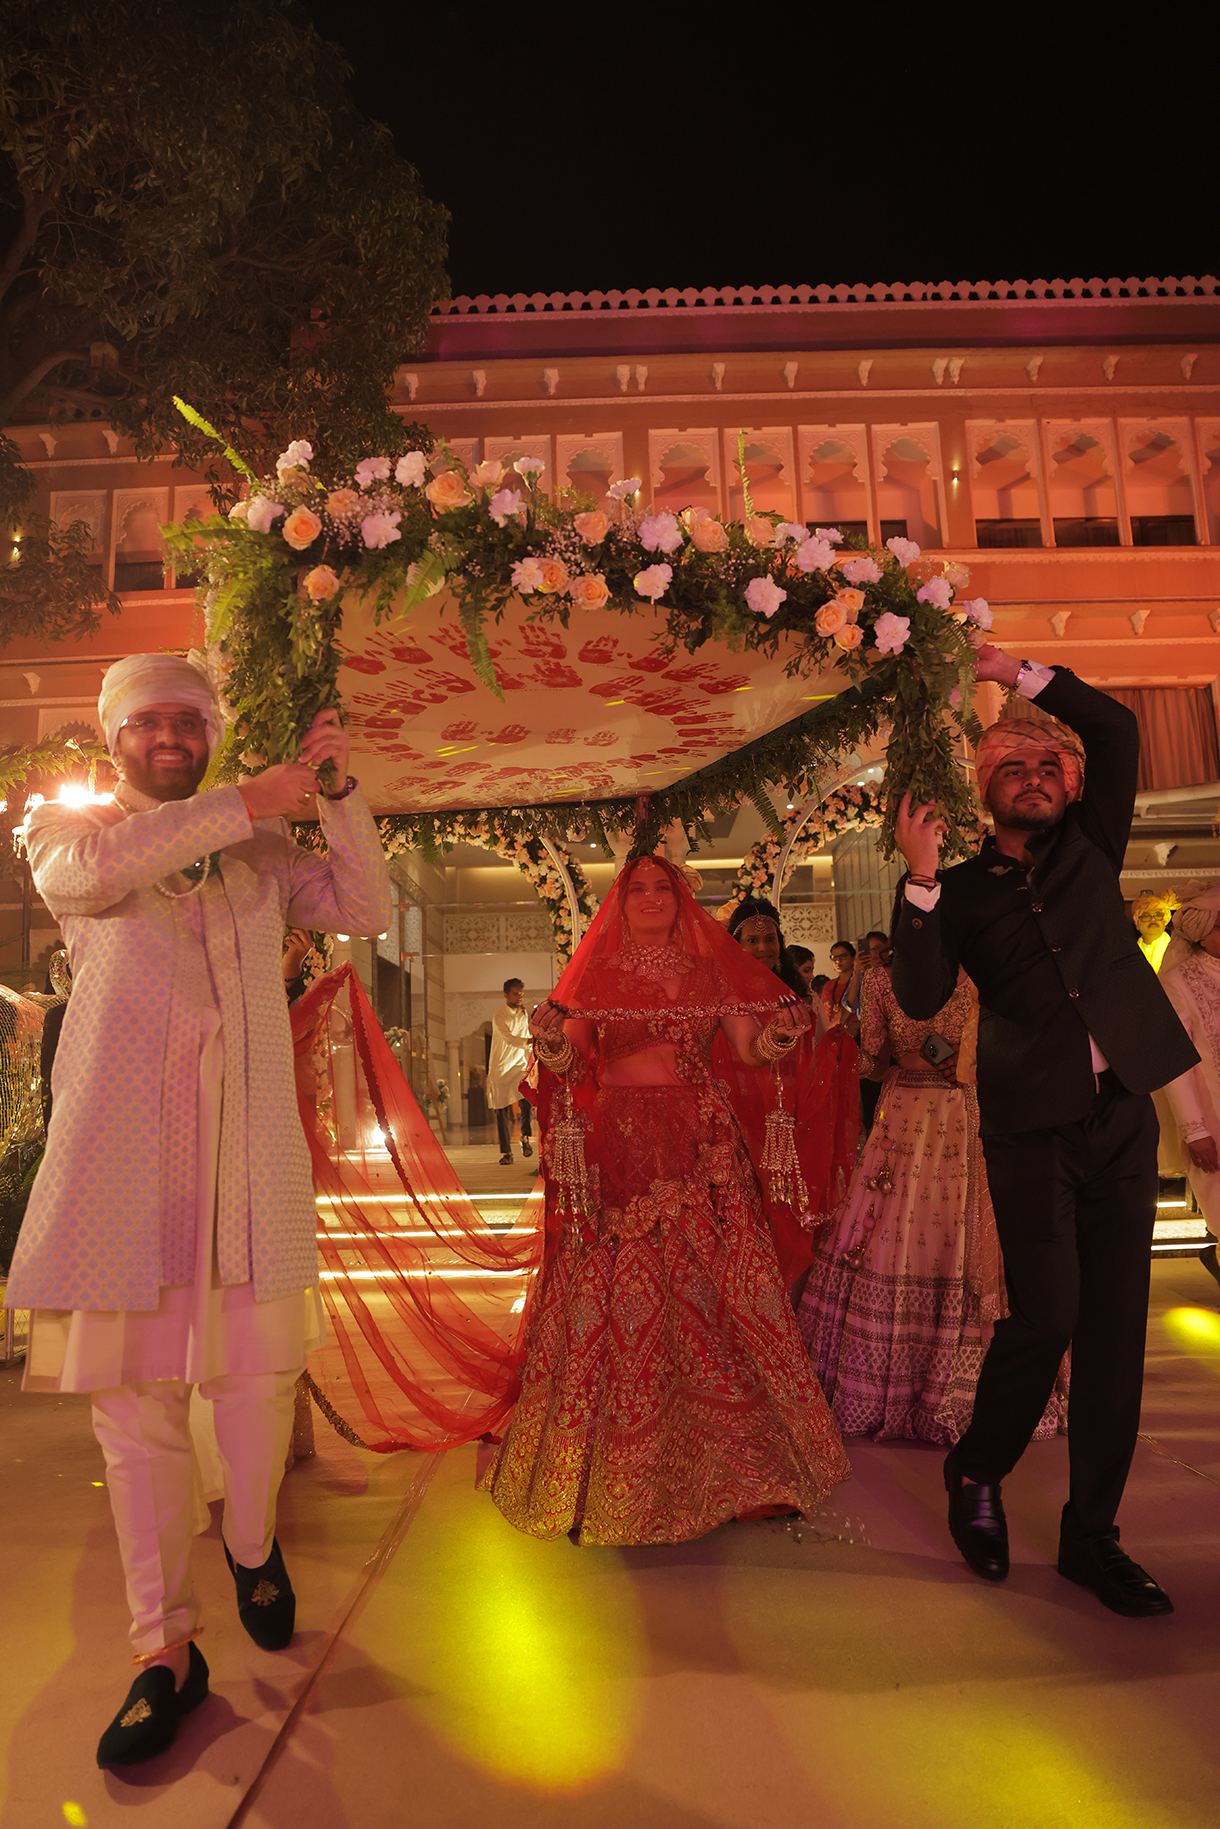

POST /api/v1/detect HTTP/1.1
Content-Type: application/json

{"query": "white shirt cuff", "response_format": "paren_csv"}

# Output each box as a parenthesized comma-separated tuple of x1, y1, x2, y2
(904, 883, 941, 911)
(1016, 661, 1054, 700)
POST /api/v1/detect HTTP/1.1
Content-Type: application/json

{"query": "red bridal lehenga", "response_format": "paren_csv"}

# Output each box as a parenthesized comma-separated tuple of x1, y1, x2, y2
(481, 858, 851, 1545)
(797, 968, 1068, 1444)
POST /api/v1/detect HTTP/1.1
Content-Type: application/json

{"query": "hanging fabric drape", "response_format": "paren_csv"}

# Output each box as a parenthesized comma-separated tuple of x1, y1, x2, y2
(290, 965, 543, 1452)
(1103, 686, 1220, 791)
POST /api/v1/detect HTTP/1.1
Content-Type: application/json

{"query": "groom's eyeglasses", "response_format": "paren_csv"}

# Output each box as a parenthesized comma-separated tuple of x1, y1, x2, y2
(121, 713, 207, 740)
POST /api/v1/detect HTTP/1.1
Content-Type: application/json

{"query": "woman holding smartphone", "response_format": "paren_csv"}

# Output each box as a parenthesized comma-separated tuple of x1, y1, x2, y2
(797, 961, 1066, 1445)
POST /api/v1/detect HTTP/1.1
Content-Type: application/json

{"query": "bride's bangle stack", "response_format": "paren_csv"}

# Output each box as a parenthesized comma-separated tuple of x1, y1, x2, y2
(752, 1018, 799, 1066)
(534, 1033, 575, 1075)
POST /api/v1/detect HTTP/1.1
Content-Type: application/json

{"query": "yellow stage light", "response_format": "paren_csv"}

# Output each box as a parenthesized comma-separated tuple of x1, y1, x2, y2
(1163, 1305, 1220, 1361)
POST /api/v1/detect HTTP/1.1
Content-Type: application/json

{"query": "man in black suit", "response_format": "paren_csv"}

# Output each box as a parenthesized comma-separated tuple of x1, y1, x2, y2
(891, 643, 1198, 1617)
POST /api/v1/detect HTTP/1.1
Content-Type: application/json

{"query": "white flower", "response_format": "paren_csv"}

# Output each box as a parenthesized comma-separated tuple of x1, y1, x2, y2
(246, 494, 286, 534)
(774, 521, 808, 545)
(489, 487, 523, 527)
(395, 452, 427, 488)
(511, 556, 547, 594)
(638, 510, 683, 554)
(634, 562, 673, 602)
(514, 456, 545, 478)
(916, 575, 953, 610)
(815, 526, 844, 544)
(886, 535, 921, 566)
(361, 510, 402, 549)
(841, 555, 882, 584)
(228, 500, 250, 521)
(276, 439, 314, 473)
(963, 597, 993, 630)
(872, 611, 911, 655)
(794, 536, 835, 573)
(745, 575, 787, 617)
(354, 456, 392, 488)
(608, 477, 642, 500)
(944, 562, 971, 590)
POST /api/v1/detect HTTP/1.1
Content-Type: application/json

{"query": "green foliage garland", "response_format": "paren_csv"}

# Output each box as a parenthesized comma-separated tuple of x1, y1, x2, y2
(165, 423, 991, 859)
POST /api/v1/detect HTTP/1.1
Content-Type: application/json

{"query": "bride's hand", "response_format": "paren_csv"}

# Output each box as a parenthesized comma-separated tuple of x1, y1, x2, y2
(773, 1003, 812, 1039)
(530, 1000, 566, 1044)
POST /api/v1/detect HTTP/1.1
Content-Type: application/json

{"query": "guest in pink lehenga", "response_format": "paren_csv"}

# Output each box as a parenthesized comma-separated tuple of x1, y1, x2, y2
(797, 965, 1068, 1444)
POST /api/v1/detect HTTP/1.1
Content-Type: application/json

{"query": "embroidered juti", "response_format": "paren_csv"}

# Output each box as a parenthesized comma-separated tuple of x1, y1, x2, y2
(482, 862, 850, 1545)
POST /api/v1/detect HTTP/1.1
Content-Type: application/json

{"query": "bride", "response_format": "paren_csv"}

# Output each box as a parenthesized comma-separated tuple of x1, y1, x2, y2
(481, 854, 850, 1544)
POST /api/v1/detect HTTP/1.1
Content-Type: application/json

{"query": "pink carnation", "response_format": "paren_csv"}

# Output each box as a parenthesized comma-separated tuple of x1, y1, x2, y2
(639, 511, 683, 554)
(916, 576, 953, 610)
(745, 575, 787, 618)
(841, 555, 882, 585)
(634, 563, 672, 602)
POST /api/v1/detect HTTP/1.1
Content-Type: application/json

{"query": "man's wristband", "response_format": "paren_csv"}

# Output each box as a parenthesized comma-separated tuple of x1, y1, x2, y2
(323, 775, 358, 801)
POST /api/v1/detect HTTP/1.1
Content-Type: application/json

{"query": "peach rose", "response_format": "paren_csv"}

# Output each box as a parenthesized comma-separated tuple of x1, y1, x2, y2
(691, 516, 729, 553)
(425, 470, 473, 511)
(282, 507, 322, 551)
(538, 557, 570, 594)
(834, 623, 864, 651)
(836, 587, 865, 621)
(814, 600, 848, 637)
(746, 515, 775, 547)
(304, 565, 342, 602)
(569, 572, 610, 610)
(327, 488, 361, 518)
(574, 510, 609, 545)
(472, 458, 503, 490)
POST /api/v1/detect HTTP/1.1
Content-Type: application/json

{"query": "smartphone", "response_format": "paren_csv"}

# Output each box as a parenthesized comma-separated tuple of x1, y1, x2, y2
(920, 1031, 955, 1067)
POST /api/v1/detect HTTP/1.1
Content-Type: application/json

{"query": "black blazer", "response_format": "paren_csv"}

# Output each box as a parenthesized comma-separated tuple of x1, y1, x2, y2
(890, 668, 1198, 1135)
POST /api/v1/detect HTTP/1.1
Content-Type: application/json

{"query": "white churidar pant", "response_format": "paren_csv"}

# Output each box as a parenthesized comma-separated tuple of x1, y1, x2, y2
(25, 1013, 321, 1655)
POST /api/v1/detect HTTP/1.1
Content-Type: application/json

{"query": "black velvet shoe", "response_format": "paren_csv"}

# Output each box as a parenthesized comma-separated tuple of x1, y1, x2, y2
(1058, 1528, 1174, 1617)
(498, 1153, 513, 1166)
(96, 1641, 208, 1768)
(223, 1537, 296, 1650)
(521, 1141, 534, 1158)
(944, 1447, 1009, 1582)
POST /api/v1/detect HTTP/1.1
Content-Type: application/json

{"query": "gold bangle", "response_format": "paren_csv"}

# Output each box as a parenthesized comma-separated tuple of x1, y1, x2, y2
(535, 1035, 574, 1072)
(753, 1019, 799, 1064)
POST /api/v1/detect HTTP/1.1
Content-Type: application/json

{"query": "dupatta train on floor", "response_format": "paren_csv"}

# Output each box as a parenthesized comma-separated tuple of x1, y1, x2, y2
(290, 965, 542, 1451)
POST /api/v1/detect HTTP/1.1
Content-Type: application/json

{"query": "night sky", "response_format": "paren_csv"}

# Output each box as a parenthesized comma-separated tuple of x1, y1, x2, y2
(303, 2, 1215, 301)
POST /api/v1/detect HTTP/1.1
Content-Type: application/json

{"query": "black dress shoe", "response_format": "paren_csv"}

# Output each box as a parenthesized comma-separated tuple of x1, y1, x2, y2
(96, 1641, 208, 1768)
(1058, 1529, 1174, 1617)
(498, 1153, 513, 1166)
(944, 1448, 1009, 1582)
(521, 1141, 534, 1158)
(223, 1537, 296, 1650)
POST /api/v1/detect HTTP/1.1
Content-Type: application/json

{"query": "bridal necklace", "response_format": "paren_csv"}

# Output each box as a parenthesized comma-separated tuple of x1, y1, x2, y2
(612, 942, 691, 979)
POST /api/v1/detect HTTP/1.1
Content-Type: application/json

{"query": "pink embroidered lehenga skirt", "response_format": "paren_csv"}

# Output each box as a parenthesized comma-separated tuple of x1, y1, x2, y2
(797, 1067, 1068, 1445)
(482, 1080, 851, 1544)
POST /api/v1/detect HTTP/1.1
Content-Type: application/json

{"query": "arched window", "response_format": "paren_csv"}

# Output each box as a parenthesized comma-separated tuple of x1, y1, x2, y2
(873, 431, 942, 547)
(1045, 423, 1119, 545)
(1121, 422, 1198, 545)
(970, 425, 1042, 547)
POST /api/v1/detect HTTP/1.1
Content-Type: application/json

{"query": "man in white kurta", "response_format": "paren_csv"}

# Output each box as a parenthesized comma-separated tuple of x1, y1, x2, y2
(5, 653, 391, 1764)
(486, 977, 534, 1164)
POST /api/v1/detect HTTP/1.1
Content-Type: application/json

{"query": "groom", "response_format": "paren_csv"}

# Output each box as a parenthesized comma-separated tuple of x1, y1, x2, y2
(890, 644, 1197, 1616)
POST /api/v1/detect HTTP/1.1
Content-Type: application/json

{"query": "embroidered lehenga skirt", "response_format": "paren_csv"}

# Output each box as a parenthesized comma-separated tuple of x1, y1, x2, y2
(797, 1068, 1067, 1444)
(482, 1080, 850, 1544)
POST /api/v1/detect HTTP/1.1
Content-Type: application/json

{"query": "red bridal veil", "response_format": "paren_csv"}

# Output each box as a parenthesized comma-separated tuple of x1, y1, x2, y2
(291, 863, 857, 1452)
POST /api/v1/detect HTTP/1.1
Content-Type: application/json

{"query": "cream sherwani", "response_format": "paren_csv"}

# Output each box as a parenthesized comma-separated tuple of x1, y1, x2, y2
(7, 776, 391, 1653)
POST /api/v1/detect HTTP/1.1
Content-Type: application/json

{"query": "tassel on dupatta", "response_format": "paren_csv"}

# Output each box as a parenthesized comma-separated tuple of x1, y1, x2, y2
(760, 1065, 810, 1215)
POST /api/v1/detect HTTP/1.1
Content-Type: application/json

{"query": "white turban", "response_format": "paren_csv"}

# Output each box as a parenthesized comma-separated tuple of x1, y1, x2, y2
(98, 653, 222, 761)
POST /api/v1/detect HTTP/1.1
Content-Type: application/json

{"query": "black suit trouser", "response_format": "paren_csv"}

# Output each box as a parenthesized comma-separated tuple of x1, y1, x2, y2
(956, 1073, 1158, 1537)
(495, 1098, 533, 1154)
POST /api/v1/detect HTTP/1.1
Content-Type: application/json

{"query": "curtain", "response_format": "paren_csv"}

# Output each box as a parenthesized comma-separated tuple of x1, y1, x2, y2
(1102, 687, 1220, 793)
(291, 965, 543, 1452)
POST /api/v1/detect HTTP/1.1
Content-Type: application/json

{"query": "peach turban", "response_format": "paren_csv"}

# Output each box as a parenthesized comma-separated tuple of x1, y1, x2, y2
(98, 653, 222, 761)
(974, 716, 1085, 810)
(1174, 885, 1220, 947)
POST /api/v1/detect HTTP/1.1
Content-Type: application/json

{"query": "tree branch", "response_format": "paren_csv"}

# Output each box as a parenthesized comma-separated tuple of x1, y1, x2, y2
(0, 347, 92, 424)
(0, 184, 57, 311)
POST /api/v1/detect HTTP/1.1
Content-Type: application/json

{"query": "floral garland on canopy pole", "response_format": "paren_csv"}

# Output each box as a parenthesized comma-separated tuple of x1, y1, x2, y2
(162, 408, 994, 862)
(377, 812, 597, 965)
(716, 786, 886, 922)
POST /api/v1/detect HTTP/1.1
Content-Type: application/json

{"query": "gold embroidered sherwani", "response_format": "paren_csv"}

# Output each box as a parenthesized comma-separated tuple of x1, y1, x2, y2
(7, 779, 392, 1316)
